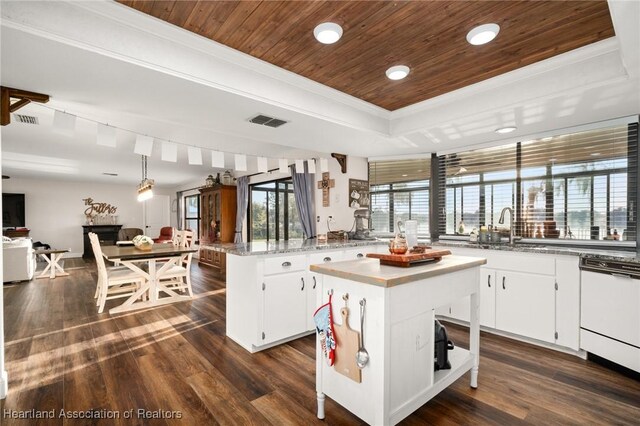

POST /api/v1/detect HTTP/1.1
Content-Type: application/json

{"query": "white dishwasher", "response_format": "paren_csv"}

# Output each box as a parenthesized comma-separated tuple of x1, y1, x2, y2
(580, 257, 640, 373)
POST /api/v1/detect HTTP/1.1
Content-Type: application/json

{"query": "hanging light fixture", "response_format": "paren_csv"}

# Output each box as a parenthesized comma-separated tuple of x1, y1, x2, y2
(137, 155, 154, 202)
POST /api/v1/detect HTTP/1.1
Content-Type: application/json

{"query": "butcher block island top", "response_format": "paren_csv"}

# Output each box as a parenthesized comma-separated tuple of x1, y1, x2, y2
(310, 255, 487, 287)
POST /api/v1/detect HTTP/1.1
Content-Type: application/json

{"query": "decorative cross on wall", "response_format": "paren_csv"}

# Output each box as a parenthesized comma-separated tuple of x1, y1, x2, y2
(317, 172, 335, 207)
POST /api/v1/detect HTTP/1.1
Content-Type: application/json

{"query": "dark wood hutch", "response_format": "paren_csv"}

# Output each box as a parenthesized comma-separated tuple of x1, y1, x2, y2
(199, 184, 237, 275)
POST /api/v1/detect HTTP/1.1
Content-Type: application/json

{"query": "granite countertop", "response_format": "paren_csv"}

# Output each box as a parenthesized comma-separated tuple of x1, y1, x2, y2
(202, 239, 386, 256)
(432, 240, 640, 263)
(309, 255, 487, 287)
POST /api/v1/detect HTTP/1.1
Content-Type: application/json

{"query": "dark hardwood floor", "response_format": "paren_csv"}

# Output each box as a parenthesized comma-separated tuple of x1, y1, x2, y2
(2, 260, 639, 425)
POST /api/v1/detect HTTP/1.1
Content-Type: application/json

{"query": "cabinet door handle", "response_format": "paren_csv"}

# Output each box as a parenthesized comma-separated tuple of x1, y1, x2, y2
(502, 276, 506, 290)
(282, 261, 292, 267)
(357, 253, 364, 258)
(323, 256, 332, 262)
(312, 276, 316, 289)
(488, 275, 491, 287)
(301, 277, 305, 291)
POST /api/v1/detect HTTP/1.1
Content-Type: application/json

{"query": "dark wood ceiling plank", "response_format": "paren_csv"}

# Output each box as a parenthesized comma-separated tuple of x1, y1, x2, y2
(218, 1, 288, 48)
(277, 1, 397, 72)
(149, 0, 177, 22)
(318, 1, 485, 91)
(181, 1, 234, 39)
(340, 1, 615, 109)
(244, 1, 326, 59)
(119, 0, 615, 111)
(210, 1, 263, 42)
(119, 0, 155, 15)
(260, 1, 350, 64)
(165, 0, 199, 28)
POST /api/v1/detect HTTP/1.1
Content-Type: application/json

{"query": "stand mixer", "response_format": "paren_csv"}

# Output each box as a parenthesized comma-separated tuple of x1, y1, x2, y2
(348, 209, 376, 240)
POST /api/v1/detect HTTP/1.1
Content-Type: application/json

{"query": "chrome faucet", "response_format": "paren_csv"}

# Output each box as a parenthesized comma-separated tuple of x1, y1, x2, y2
(498, 207, 516, 245)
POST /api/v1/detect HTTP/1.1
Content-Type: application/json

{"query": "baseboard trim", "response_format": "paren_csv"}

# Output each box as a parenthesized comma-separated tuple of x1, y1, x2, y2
(437, 316, 586, 359)
(0, 370, 8, 399)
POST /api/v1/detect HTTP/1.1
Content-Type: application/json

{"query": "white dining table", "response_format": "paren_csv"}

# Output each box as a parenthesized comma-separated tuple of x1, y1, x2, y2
(101, 244, 198, 314)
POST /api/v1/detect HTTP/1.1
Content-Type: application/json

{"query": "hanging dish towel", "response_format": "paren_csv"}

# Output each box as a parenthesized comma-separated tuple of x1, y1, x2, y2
(313, 294, 337, 366)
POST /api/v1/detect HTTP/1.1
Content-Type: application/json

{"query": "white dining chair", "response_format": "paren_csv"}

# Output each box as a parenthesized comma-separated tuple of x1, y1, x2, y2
(160, 229, 194, 296)
(89, 233, 146, 313)
(171, 229, 182, 246)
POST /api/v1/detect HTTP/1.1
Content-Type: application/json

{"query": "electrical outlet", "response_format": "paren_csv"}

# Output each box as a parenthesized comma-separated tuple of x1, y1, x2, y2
(317, 216, 320, 223)
(328, 216, 334, 222)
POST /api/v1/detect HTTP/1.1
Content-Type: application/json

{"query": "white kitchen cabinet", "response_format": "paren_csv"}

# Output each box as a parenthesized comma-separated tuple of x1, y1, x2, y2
(439, 246, 580, 350)
(555, 257, 580, 350)
(389, 309, 434, 413)
(262, 272, 308, 345)
(226, 244, 385, 352)
(480, 268, 496, 328)
(495, 270, 556, 343)
(440, 268, 496, 328)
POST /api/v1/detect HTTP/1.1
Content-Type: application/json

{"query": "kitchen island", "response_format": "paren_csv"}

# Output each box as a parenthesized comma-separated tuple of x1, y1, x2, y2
(204, 239, 386, 352)
(310, 255, 486, 425)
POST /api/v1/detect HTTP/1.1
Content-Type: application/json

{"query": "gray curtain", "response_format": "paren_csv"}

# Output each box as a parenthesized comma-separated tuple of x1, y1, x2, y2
(291, 162, 316, 239)
(234, 176, 249, 243)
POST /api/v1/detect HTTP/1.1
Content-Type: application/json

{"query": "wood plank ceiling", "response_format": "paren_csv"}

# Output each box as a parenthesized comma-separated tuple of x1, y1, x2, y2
(118, 1, 615, 111)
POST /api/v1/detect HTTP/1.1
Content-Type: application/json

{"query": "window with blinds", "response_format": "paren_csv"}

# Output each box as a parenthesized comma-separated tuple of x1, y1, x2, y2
(438, 122, 638, 242)
(369, 158, 431, 236)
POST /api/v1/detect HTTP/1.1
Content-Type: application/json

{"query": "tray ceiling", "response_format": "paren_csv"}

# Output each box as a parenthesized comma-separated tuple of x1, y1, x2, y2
(118, 0, 615, 111)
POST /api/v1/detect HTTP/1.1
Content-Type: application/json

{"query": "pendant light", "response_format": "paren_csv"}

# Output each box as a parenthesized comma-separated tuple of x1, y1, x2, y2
(137, 155, 154, 202)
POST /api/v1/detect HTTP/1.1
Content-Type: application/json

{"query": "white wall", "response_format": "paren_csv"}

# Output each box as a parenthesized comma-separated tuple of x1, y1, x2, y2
(2, 177, 173, 257)
(315, 155, 368, 235)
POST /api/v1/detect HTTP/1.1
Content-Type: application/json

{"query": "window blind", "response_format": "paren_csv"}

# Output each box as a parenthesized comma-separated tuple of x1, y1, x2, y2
(438, 122, 638, 242)
(519, 124, 637, 241)
(369, 158, 431, 235)
(438, 144, 517, 235)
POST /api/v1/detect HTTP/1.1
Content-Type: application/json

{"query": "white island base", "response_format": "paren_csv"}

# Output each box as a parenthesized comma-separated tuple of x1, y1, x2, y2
(311, 256, 485, 425)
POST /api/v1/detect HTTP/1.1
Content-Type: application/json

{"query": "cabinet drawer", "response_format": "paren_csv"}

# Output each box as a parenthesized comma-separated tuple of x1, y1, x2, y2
(487, 252, 555, 275)
(263, 254, 306, 275)
(308, 251, 342, 266)
(343, 247, 373, 260)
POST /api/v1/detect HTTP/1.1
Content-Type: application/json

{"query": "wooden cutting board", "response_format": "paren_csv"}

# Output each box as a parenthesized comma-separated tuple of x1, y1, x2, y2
(366, 249, 452, 267)
(333, 307, 362, 383)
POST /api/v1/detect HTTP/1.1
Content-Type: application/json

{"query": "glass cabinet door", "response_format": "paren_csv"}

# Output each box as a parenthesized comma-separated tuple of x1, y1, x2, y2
(214, 192, 221, 241)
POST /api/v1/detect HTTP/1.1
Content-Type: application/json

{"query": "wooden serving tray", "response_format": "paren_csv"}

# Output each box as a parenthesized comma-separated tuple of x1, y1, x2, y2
(366, 249, 452, 267)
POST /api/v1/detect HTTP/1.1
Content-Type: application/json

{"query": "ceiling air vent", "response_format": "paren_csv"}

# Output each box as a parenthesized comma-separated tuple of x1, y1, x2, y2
(249, 114, 287, 128)
(13, 114, 39, 125)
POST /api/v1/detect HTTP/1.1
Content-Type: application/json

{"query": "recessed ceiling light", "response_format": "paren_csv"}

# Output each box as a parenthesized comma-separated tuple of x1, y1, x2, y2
(386, 65, 410, 80)
(466, 23, 500, 46)
(549, 158, 557, 162)
(495, 126, 517, 134)
(542, 137, 553, 141)
(313, 22, 343, 44)
(402, 174, 408, 177)
(591, 152, 601, 157)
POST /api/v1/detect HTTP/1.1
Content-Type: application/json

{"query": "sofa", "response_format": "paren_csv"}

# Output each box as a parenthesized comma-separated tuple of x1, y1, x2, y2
(3, 237, 35, 283)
